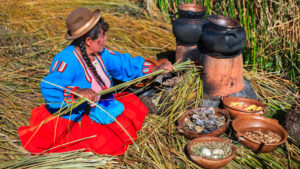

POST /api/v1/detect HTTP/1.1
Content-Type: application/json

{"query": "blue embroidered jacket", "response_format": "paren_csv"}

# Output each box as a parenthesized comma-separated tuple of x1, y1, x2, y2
(40, 45, 152, 121)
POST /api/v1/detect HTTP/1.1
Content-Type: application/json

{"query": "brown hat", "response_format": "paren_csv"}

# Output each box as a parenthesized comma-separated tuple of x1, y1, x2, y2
(65, 7, 101, 40)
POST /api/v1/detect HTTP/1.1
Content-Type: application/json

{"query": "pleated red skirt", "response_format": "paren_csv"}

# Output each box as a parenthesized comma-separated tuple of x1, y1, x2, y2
(18, 92, 148, 155)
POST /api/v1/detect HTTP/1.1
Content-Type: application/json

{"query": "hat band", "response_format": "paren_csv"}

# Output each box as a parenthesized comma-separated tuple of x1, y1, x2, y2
(70, 15, 97, 36)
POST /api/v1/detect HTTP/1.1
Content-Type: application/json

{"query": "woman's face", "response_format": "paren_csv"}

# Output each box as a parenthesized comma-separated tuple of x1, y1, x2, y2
(86, 29, 107, 55)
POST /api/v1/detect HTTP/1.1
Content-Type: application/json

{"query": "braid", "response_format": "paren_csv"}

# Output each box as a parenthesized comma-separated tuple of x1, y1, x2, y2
(79, 40, 106, 88)
(71, 17, 110, 88)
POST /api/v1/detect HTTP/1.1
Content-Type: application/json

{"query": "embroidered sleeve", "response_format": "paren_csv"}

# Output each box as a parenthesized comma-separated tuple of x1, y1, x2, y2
(142, 61, 153, 75)
(100, 48, 152, 82)
(41, 54, 80, 109)
(63, 86, 80, 104)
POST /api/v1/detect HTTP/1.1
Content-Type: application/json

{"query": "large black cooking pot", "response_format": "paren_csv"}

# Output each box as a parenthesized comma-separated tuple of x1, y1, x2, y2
(173, 18, 207, 45)
(198, 15, 246, 58)
(177, 3, 207, 19)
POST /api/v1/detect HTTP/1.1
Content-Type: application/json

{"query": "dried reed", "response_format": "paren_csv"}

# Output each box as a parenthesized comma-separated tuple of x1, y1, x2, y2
(0, 0, 299, 168)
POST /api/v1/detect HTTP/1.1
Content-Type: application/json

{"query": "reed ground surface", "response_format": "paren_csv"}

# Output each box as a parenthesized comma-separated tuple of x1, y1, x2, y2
(0, 0, 299, 168)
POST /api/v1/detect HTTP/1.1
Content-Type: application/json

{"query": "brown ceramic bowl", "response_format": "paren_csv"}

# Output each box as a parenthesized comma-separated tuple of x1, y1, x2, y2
(232, 115, 288, 153)
(222, 96, 267, 119)
(187, 137, 236, 169)
(177, 108, 230, 139)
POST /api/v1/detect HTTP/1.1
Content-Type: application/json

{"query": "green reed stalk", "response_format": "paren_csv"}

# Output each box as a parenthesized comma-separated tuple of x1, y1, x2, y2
(228, 0, 235, 18)
(97, 61, 193, 96)
(205, 0, 211, 15)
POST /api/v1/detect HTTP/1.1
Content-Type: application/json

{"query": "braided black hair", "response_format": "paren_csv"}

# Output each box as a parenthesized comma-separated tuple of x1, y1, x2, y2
(72, 18, 110, 88)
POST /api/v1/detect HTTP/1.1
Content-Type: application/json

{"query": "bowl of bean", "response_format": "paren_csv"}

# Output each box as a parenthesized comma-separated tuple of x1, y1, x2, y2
(232, 115, 288, 153)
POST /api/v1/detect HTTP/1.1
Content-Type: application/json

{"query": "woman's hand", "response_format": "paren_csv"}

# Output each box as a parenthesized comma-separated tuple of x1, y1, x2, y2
(151, 61, 174, 74)
(73, 88, 98, 102)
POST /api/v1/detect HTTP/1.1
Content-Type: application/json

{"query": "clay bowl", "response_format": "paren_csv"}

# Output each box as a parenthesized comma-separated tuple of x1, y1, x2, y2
(222, 96, 267, 119)
(232, 115, 288, 153)
(177, 108, 230, 139)
(187, 136, 236, 169)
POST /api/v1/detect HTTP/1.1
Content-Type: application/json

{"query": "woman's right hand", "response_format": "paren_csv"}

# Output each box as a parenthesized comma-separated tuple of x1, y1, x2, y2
(151, 60, 174, 74)
(73, 88, 98, 102)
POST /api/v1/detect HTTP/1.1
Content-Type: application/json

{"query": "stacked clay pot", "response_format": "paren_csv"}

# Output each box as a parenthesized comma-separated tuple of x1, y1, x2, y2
(172, 3, 207, 45)
(198, 15, 246, 58)
(200, 15, 246, 96)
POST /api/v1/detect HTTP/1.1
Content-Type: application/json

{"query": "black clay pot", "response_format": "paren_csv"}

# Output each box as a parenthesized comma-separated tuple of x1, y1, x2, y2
(199, 15, 246, 58)
(173, 18, 207, 45)
(177, 3, 207, 19)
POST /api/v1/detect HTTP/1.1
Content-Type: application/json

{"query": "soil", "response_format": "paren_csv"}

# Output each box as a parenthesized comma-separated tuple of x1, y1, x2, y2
(139, 96, 158, 114)
(285, 99, 300, 146)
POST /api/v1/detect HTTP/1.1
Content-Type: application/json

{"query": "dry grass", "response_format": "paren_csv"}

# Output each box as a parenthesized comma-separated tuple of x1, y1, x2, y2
(0, 0, 299, 168)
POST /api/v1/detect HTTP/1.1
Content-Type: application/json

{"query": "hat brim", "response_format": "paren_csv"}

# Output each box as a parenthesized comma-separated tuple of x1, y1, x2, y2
(64, 9, 101, 40)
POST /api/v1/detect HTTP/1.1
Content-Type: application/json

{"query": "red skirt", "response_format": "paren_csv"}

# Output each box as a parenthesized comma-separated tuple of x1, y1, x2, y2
(18, 92, 148, 155)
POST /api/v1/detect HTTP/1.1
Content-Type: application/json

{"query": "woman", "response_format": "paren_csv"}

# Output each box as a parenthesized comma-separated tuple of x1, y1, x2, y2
(18, 7, 173, 155)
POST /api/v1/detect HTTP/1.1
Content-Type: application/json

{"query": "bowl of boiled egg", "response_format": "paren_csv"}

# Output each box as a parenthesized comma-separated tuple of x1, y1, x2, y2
(187, 136, 236, 169)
